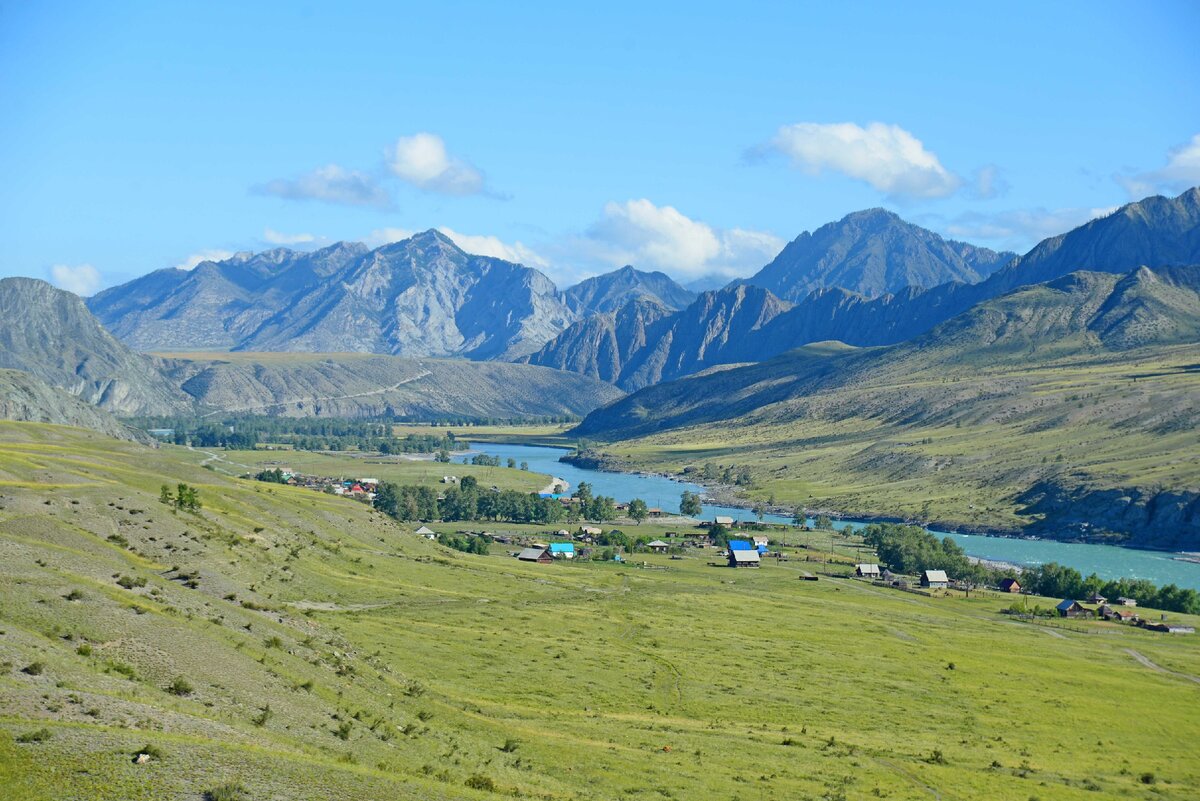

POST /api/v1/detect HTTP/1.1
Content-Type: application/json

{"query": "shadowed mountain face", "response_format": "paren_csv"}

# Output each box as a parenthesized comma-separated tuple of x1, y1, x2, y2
(89, 231, 576, 359)
(563, 265, 696, 315)
(527, 189, 1200, 389)
(746, 208, 1015, 300)
(0, 369, 155, 443)
(0, 277, 193, 415)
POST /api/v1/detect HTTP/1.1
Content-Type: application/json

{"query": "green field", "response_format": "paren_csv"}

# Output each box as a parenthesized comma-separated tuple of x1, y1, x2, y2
(579, 344, 1200, 538)
(2, 421, 1199, 800)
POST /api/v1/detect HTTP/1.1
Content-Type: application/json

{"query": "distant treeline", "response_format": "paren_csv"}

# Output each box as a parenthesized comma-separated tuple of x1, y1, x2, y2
(373, 476, 568, 524)
(862, 523, 1200, 614)
(129, 416, 460, 454)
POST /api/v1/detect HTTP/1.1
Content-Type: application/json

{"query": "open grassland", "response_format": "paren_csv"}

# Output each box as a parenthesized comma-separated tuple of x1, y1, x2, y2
(589, 346, 1200, 534)
(1, 422, 1199, 800)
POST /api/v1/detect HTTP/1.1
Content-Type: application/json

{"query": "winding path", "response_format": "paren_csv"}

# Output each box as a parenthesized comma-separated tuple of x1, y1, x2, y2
(1125, 648, 1200, 684)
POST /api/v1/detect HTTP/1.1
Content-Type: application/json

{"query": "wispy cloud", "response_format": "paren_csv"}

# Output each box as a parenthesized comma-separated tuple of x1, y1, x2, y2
(49, 263, 102, 296)
(173, 249, 235, 270)
(263, 228, 317, 246)
(756, 121, 961, 199)
(366, 226, 547, 268)
(941, 205, 1119, 252)
(1115, 133, 1200, 198)
(583, 199, 783, 279)
(385, 133, 487, 196)
(255, 164, 391, 208)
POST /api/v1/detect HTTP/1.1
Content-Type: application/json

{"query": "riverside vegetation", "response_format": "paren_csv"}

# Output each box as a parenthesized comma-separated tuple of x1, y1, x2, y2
(2, 420, 1199, 800)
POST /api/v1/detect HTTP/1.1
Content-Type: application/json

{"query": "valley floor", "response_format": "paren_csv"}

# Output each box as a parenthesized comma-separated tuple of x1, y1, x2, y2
(1, 422, 1199, 800)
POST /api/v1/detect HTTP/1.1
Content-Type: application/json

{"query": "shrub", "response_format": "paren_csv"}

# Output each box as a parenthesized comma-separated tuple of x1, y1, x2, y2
(16, 728, 52, 743)
(21, 661, 45, 676)
(134, 743, 164, 760)
(204, 783, 247, 801)
(167, 676, 194, 696)
(263, 635, 284, 649)
(464, 774, 496, 791)
(76, 643, 93, 656)
(117, 575, 147, 589)
(500, 738, 520, 753)
(251, 703, 272, 727)
(64, 589, 85, 601)
(335, 721, 352, 740)
(1139, 772, 1156, 785)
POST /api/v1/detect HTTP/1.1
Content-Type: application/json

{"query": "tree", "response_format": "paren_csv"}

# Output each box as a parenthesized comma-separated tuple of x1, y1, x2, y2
(791, 507, 806, 526)
(434, 449, 451, 463)
(573, 481, 593, 505)
(679, 491, 703, 518)
(507, 458, 517, 469)
(159, 485, 174, 505)
(814, 515, 833, 531)
(753, 501, 767, 522)
(628, 498, 648, 525)
(520, 461, 529, 471)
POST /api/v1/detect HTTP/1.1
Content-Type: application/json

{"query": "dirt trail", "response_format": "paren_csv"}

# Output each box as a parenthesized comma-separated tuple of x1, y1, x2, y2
(1125, 648, 1200, 684)
(201, 371, 432, 417)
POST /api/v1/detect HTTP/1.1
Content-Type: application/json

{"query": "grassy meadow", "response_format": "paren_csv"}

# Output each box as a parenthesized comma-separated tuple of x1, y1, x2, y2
(584, 345, 1200, 532)
(1, 421, 1199, 800)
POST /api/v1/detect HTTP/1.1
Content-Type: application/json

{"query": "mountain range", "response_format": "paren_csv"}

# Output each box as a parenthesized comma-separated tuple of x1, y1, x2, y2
(528, 188, 1200, 389)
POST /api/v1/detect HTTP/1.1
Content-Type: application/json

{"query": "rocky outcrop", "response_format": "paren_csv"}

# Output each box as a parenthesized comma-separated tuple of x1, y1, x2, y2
(0, 369, 155, 443)
(1016, 481, 1200, 551)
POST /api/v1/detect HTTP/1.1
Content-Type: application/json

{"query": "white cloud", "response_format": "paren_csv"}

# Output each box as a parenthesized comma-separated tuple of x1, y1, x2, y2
(255, 164, 391, 208)
(173, 249, 235, 271)
(263, 228, 316, 245)
(942, 206, 1119, 252)
(365, 226, 547, 268)
(760, 121, 961, 199)
(584, 199, 784, 279)
(49, 264, 102, 296)
(385, 133, 486, 196)
(1116, 133, 1200, 198)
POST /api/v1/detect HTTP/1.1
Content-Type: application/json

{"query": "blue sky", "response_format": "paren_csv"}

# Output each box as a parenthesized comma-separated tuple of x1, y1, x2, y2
(2, 1, 1198, 294)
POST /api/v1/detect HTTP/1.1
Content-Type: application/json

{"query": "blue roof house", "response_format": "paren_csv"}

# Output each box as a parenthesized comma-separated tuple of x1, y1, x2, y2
(728, 540, 753, 551)
(549, 542, 575, 559)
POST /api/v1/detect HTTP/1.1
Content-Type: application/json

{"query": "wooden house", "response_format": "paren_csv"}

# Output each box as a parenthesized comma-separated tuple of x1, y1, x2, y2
(998, 577, 1021, 593)
(517, 547, 553, 564)
(1055, 599, 1089, 618)
(855, 564, 881, 579)
(920, 569, 949, 589)
(647, 540, 670, 554)
(728, 550, 761, 568)
(1116, 596, 1138, 607)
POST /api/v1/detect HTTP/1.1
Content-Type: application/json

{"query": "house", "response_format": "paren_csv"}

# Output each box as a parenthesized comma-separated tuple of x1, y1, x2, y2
(1099, 605, 1138, 623)
(580, 525, 603, 537)
(647, 507, 664, 518)
(728, 550, 761, 568)
(752, 535, 770, 548)
(1140, 621, 1194, 634)
(549, 542, 575, 559)
(728, 540, 753, 551)
(998, 578, 1022, 593)
(1116, 596, 1138, 607)
(920, 570, 950, 589)
(517, 547, 552, 564)
(1056, 599, 1089, 618)
(1087, 593, 1108, 605)
(647, 540, 670, 554)
(711, 516, 734, 526)
(415, 525, 435, 539)
(855, 564, 881, 579)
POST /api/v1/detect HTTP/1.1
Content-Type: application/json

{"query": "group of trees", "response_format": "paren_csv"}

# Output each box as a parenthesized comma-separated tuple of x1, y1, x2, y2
(436, 532, 491, 555)
(372, 476, 569, 524)
(160, 483, 201, 511)
(684, 462, 755, 487)
(1021, 562, 1200, 614)
(132, 416, 462, 455)
(254, 468, 287, 484)
(861, 523, 998, 585)
(571, 482, 617, 522)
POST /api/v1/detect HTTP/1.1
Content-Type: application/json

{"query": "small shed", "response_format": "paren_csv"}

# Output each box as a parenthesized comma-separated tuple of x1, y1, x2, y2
(728, 550, 761, 568)
(1056, 599, 1089, 618)
(855, 564, 881, 579)
(549, 542, 575, 559)
(920, 569, 950, 589)
(647, 540, 670, 554)
(580, 525, 603, 537)
(1116, 596, 1138, 607)
(518, 547, 552, 564)
(712, 516, 734, 526)
(1087, 593, 1108, 605)
(998, 578, 1022, 593)
(415, 525, 435, 537)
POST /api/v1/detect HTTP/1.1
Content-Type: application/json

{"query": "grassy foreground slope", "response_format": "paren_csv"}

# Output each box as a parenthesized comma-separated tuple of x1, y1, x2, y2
(575, 268, 1200, 547)
(2, 423, 1199, 800)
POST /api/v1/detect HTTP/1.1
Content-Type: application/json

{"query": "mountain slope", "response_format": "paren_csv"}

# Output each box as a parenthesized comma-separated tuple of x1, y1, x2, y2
(563, 265, 696, 315)
(746, 208, 1014, 300)
(89, 232, 575, 358)
(0, 369, 155, 443)
(158, 352, 625, 419)
(574, 265, 1200, 548)
(0, 278, 193, 415)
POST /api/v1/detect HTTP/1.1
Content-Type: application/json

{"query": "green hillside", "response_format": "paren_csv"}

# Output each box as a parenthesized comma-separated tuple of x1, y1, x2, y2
(575, 268, 1200, 548)
(2, 422, 1200, 799)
